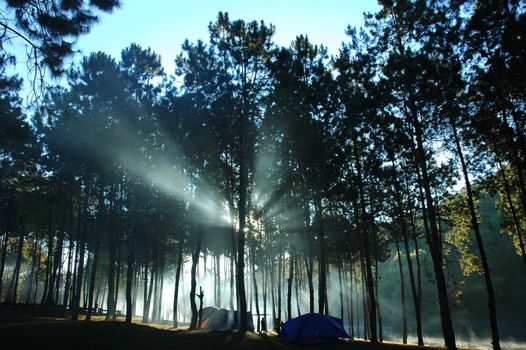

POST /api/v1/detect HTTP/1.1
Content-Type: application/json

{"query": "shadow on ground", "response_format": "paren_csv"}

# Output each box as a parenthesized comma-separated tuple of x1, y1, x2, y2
(0, 314, 463, 350)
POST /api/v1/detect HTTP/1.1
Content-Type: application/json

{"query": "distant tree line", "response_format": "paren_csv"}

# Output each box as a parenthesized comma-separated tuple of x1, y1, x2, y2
(1, 1, 525, 350)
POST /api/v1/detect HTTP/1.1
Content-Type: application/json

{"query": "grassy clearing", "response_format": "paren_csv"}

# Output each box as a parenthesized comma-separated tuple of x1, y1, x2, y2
(0, 313, 475, 350)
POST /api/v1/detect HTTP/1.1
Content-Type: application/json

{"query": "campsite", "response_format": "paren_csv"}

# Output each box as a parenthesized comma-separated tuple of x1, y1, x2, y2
(1, 1, 526, 350)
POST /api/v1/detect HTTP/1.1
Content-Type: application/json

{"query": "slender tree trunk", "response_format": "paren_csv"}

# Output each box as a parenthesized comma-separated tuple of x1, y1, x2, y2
(173, 239, 183, 327)
(83, 250, 91, 309)
(452, 120, 500, 350)
(114, 230, 122, 318)
(349, 266, 355, 339)
(375, 259, 382, 342)
(26, 232, 39, 304)
(304, 202, 315, 314)
(41, 204, 54, 306)
(412, 117, 457, 350)
(189, 230, 202, 330)
(71, 184, 91, 320)
(0, 230, 9, 301)
(395, 237, 408, 344)
(33, 235, 43, 304)
(408, 195, 423, 327)
(294, 254, 301, 317)
(46, 203, 66, 310)
(7, 231, 24, 303)
(63, 192, 75, 308)
(263, 257, 267, 329)
(217, 254, 221, 307)
(70, 188, 82, 310)
(498, 161, 526, 265)
(355, 264, 360, 339)
(354, 144, 378, 342)
(236, 93, 249, 333)
(251, 242, 261, 331)
(142, 260, 150, 322)
(144, 259, 155, 322)
(125, 189, 136, 324)
(197, 287, 204, 329)
(157, 264, 164, 321)
(277, 250, 283, 323)
(315, 199, 327, 315)
(125, 228, 135, 323)
(394, 168, 424, 345)
(270, 258, 276, 330)
(86, 190, 104, 321)
(286, 250, 294, 321)
(106, 184, 117, 320)
(338, 264, 344, 320)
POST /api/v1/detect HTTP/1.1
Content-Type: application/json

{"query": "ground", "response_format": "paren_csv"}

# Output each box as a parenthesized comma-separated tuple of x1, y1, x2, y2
(0, 310, 473, 350)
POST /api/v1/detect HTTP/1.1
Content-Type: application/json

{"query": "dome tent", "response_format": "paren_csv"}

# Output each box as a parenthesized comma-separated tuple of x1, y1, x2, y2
(200, 307, 255, 331)
(281, 313, 349, 343)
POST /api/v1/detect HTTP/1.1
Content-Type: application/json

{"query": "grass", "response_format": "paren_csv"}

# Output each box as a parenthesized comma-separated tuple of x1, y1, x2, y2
(0, 311, 475, 350)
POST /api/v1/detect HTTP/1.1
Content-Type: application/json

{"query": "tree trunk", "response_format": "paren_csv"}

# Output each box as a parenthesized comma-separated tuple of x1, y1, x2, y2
(375, 259, 382, 342)
(251, 241, 261, 331)
(452, 120, 500, 350)
(236, 94, 249, 333)
(41, 203, 54, 306)
(189, 230, 202, 330)
(106, 184, 117, 320)
(413, 117, 457, 350)
(71, 184, 91, 321)
(173, 239, 183, 327)
(0, 230, 9, 301)
(114, 231, 122, 318)
(7, 231, 24, 303)
(26, 232, 39, 304)
(125, 192, 136, 324)
(349, 266, 355, 339)
(86, 190, 104, 321)
(63, 193, 75, 308)
(354, 144, 378, 342)
(46, 202, 66, 310)
(498, 161, 526, 266)
(33, 234, 43, 304)
(70, 188, 83, 310)
(394, 166, 424, 345)
(277, 250, 283, 322)
(294, 254, 301, 317)
(316, 199, 327, 315)
(287, 250, 294, 321)
(395, 237, 408, 344)
(304, 202, 315, 314)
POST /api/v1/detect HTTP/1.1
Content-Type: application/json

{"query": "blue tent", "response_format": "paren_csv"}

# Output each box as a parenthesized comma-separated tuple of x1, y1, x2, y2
(281, 313, 349, 343)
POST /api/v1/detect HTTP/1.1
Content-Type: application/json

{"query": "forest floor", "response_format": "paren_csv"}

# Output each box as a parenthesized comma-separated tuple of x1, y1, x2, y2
(0, 310, 476, 350)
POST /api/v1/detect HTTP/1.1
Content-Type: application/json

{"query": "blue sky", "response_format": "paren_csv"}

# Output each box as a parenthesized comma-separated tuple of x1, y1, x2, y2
(74, 0, 380, 74)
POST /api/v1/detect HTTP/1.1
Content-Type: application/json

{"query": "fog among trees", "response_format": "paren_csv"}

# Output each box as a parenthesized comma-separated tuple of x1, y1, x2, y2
(1, 1, 525, 350)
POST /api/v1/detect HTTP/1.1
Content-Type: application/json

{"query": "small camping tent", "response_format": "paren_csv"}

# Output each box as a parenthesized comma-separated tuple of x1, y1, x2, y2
(200, 307, 255, 331)
(281, 313, 349, 343)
